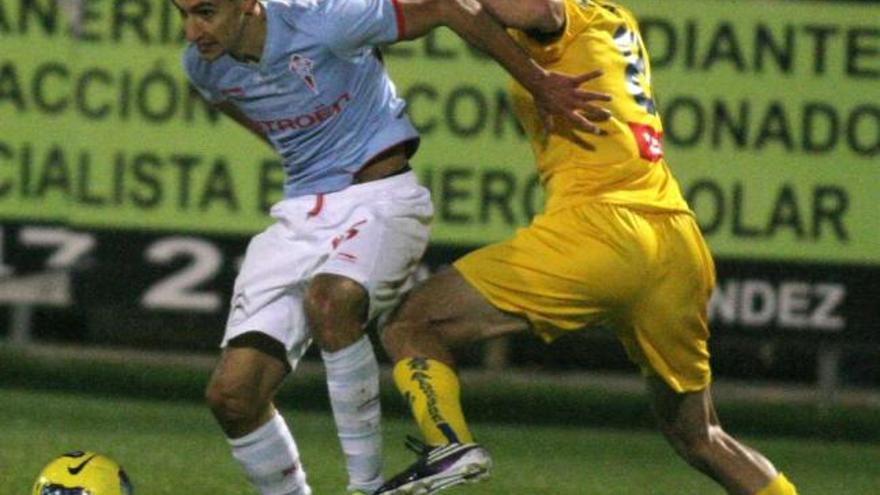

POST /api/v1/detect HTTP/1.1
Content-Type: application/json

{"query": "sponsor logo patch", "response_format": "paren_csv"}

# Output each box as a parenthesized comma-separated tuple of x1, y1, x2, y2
(628, 122, 664, 162)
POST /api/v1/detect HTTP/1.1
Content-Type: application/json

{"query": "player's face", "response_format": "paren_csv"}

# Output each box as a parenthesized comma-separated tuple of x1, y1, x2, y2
(173, 0, 247, 61)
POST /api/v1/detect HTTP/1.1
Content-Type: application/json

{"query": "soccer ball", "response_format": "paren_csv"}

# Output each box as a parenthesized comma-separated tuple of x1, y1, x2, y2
(32, 451, 133, 495)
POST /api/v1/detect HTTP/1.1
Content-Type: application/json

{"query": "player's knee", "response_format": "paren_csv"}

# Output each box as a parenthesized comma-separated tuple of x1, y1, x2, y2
(205, 379, 262, 429)
(304, 275, 368, 350)
(660, 421, 720, 465)
(381, 317, 416, 361)
(380, 321, 401, 358)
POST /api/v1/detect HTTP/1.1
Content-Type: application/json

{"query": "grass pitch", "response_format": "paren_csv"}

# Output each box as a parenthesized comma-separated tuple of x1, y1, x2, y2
(1, 387, 878, 494)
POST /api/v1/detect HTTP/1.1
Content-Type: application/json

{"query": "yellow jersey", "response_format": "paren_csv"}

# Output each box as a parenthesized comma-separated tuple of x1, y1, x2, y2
(509, 0, 691, 214)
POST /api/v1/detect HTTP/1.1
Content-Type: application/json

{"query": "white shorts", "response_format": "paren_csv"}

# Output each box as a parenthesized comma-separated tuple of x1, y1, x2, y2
(222, 171, 433, 370)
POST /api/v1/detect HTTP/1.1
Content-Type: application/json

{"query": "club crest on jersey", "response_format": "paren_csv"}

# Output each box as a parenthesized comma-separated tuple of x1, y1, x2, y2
(289, 54, 318, 94)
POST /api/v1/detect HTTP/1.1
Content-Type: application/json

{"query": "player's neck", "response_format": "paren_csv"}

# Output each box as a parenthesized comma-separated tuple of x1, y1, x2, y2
(231, 1, 266, 64)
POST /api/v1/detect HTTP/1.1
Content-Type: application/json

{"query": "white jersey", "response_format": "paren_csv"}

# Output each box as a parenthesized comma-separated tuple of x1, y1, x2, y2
(183, 0, 419, 197)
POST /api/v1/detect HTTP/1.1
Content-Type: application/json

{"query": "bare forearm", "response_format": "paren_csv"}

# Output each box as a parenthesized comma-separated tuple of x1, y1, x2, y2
(449, 2, 547, 91)
(397, 0, 610, 134)
(398, 0, 548, 94)
(477, 0, 564, 33)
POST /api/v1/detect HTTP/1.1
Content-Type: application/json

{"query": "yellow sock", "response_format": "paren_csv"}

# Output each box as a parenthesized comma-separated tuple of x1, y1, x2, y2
(755, 473, 798, 495)
(392, 358, 474, 445)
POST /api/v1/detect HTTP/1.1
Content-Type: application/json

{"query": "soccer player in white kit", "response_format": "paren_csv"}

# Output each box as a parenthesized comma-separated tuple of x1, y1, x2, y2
(173, 0, 611, 493)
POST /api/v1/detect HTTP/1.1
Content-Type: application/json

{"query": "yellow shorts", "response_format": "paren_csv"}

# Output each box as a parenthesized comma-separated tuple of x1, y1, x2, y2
(454, 202, 715, 393)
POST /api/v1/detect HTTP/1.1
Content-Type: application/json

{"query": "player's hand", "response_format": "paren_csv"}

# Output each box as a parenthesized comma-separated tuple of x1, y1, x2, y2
(533, 69, 612, 135)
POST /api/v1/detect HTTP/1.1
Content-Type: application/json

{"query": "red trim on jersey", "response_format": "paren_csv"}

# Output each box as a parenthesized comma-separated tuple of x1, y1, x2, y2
(307, 193, 325, 217)
(391, 0, 406, 40)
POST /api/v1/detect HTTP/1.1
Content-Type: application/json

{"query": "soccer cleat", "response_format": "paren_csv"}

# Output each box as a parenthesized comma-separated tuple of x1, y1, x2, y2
(373, 436, 492, 495)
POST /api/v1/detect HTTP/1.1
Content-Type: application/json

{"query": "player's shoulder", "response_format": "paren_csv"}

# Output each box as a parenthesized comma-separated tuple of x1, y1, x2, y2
(182, 44, 210, 82)
(181, 44, 231, 90)
(267, 0, 320, 13)
(268, 0, 328, 28)
(576, 0, 639, 24)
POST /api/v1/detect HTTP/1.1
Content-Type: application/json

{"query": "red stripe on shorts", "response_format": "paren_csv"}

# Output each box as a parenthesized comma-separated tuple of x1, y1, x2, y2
(307, 193, 324, 217)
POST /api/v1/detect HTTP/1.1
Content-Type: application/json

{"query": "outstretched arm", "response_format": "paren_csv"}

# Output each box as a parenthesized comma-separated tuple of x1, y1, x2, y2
(476, 0, 565, 34)
(396, 0, 609, 133)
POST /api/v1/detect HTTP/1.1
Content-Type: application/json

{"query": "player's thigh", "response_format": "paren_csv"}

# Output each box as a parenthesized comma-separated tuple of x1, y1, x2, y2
(453, 204, 646, 343)
(390, 266, 530, 349)
(618, 214, 714, 393)
(226, 220, 314, 341)
(318, 172, 433, 322)
(224, 228, 313, 372)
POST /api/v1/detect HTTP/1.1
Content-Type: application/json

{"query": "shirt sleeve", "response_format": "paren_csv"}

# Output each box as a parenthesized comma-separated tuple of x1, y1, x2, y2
(316, 0, 404, 57)
(182, 45, 224, 103)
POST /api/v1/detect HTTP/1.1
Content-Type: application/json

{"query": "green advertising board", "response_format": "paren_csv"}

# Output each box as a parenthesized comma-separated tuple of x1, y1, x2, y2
(1, 0, 877, 264)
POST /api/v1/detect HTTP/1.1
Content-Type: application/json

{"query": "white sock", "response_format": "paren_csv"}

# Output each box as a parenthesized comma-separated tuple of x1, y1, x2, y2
(228, 412, 312, 495)
(322, 335, 384, 492)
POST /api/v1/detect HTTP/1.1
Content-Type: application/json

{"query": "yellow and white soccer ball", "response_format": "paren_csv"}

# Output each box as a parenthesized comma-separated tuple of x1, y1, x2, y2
(32, 451, 133, 495)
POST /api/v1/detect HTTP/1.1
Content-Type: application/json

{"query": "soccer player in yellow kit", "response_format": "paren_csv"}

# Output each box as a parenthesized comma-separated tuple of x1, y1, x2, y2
(376, 1, 800, 495)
